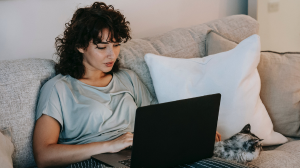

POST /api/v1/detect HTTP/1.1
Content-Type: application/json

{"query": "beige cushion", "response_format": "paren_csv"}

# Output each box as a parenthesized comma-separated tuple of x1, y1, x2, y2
(249, 141, 300, 168)
(205, 30, 300, 137)
(0, 128, 14, 168)
(258, 51, 300, 137)
(205, 30, 238, 56)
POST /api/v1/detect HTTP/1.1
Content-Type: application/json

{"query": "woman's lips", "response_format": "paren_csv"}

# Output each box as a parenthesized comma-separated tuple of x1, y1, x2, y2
(105, 61, 114, 67)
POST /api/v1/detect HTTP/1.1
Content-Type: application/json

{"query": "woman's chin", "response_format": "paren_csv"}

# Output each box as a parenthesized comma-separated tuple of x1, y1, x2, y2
(102, 67, 113, 73)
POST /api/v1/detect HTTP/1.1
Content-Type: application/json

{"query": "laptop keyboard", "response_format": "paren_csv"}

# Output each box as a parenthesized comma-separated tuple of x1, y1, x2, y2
(119, 158, 131, 167)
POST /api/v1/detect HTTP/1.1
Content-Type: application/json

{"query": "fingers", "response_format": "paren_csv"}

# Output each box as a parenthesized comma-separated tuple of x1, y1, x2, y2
(215, 134, 219, 142)
(121, 132, 134, 144)
(119, 132, 133, 150)
(217, 131, 221, 141)
(110, 132, 134, 153)
(123, 132, 134, 141)
(215, 131, 222, 142)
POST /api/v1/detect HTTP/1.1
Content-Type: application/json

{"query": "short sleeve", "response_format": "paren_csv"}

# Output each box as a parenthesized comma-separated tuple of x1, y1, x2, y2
(126, 70, 156, 107)
(35, 81, 64, 132)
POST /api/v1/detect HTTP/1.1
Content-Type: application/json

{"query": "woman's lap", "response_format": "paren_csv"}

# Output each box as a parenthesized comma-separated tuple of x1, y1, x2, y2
(66, 157, 257, 168)
(65, 158, 107, 168)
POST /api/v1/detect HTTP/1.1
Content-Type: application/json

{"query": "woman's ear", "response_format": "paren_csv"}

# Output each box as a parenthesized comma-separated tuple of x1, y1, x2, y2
(77, 48, 84, 54)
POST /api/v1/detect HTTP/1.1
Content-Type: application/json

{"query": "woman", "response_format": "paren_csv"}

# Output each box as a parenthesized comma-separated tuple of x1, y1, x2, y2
(33, 2, 221, 168)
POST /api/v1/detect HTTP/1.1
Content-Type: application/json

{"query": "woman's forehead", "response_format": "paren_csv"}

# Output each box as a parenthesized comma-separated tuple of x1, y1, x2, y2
(97, 29, 118, 43)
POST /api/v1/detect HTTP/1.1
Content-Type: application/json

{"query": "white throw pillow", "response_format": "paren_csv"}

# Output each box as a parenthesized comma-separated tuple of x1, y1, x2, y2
(144, 34, 287, 146)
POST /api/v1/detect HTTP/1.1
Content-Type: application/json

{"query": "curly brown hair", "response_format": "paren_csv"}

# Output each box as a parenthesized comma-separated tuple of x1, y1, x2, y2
(54, 2, 131, 79)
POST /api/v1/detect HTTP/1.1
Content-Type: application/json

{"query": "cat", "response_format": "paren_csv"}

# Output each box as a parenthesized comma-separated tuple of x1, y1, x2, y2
(213, 124, 263, 164)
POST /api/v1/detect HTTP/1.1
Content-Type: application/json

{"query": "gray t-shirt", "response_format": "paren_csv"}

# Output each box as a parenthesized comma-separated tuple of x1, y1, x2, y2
(35, 69, 156, 144)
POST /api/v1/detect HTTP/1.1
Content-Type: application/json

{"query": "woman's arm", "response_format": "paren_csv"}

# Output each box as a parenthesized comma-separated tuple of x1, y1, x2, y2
(33, 114, 133, 168)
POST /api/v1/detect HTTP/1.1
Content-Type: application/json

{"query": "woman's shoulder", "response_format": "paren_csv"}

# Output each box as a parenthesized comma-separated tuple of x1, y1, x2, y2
(36, 74, 69, 117)
(39, 74, 69, 94)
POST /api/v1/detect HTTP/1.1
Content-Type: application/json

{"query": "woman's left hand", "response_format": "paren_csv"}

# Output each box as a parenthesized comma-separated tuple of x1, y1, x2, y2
(215, 131, 221, 142)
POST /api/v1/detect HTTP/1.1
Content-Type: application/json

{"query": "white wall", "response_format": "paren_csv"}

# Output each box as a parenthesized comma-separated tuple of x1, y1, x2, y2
(257, 0, 300, 52)
(0, 0, 248, 61)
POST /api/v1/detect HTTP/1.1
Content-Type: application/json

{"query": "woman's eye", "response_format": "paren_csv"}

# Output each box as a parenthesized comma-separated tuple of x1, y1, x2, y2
(114, 44, 121, 47)
(97, 46, 105, 49)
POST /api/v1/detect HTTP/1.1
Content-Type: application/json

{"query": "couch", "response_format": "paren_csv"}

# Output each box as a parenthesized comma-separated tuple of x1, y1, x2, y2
(1, 14, 300, 168)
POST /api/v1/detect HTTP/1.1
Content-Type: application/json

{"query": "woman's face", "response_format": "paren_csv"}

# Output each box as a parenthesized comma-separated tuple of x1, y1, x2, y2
(78, 28, 121, 74)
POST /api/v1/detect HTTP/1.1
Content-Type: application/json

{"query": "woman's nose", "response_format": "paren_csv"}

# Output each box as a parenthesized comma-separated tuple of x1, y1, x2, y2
(107, 47, 115, 58)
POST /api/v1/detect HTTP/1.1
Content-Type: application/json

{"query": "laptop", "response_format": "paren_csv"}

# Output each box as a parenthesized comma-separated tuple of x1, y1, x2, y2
(92, 93, 221, 168)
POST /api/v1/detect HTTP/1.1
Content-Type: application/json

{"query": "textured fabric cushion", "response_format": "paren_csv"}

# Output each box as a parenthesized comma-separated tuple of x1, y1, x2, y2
(259, 51, 300, 137)
(118, 15, 259, 105)
(250, 141, 300, 168)
(205, 30, 238, 56)
(0, 59, 56, 168)
(144, 34, 287, 146)
(0, 127, 14, 168)
(205, 30, 300, 137)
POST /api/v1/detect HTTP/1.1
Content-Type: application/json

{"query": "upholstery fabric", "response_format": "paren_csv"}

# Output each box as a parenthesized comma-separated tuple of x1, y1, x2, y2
(205, 30, 300, 137)
(259, 51, 300, 137)
(0, 127, 14, 168)
(118, 15, 259, 104)
(250, 141, 300, 168)
(0, 59, 56, 168)
(144, 35, 287, 146)
(205, 30, 238, 56)
(204, 15, 259, 44)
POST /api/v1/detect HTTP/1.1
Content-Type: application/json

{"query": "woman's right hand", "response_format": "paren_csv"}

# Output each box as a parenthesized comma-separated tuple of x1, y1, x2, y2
(108, 132, 133, 153)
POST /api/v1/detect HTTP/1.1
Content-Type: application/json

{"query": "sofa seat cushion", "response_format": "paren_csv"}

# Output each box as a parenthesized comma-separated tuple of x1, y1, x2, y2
(250, 140, 300, 168)
(205, 30, 300, 137)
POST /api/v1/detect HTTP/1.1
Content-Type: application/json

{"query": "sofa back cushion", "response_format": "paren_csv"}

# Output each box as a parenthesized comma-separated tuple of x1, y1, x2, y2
(0, 59, 56, 168)
(118, 15, 258, 104)
(259, 51, 300, 137)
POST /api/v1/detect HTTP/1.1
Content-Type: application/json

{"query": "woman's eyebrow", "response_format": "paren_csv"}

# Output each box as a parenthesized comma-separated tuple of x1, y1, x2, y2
(98, 42, 109, 44)
(98, 41, 121, 44)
